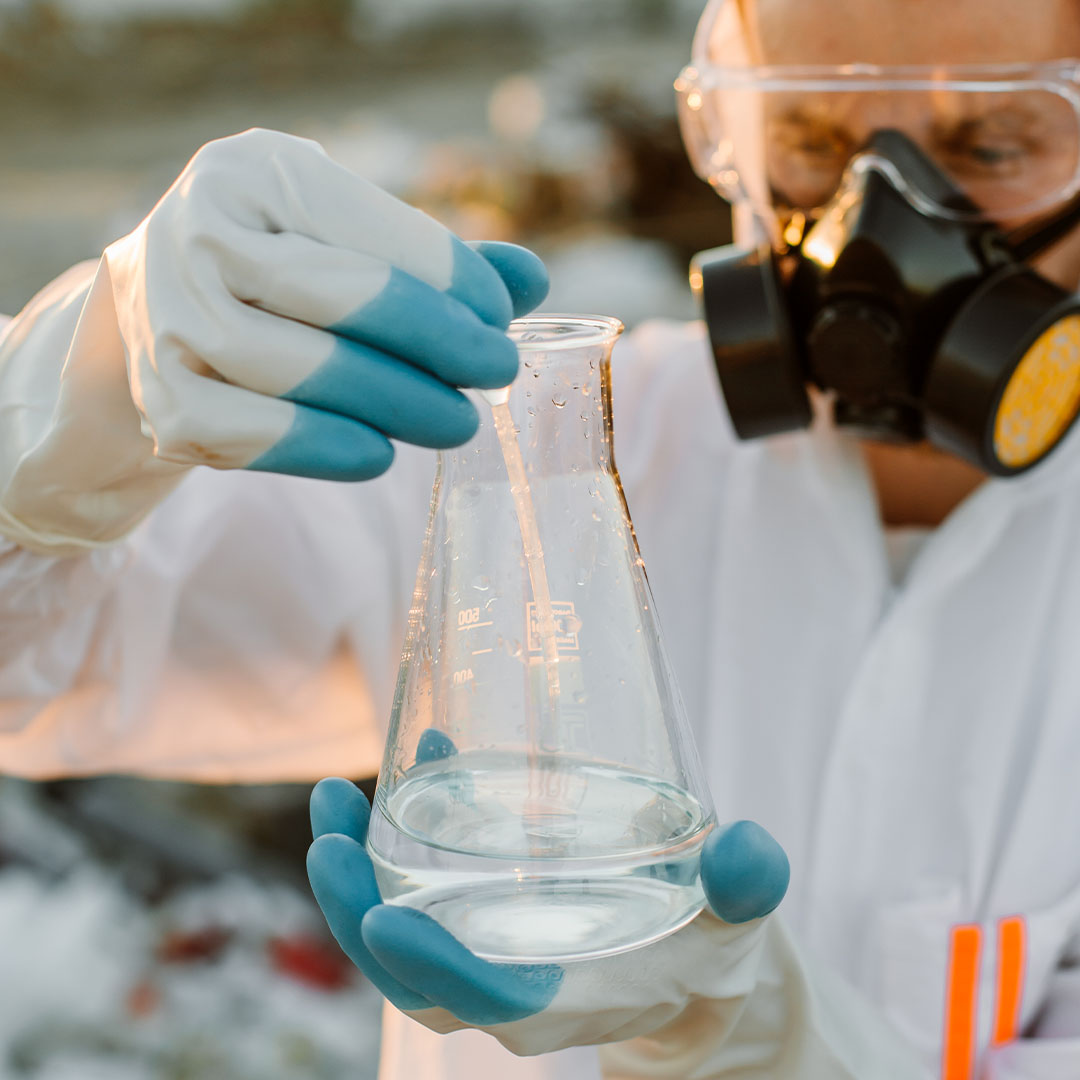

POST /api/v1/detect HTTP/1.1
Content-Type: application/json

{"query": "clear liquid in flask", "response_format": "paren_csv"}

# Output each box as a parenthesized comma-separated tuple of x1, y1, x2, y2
(367, 749, 711, 962)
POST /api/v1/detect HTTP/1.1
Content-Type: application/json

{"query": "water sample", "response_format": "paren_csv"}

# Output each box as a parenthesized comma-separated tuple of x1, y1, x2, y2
(366, 315, 715, 963)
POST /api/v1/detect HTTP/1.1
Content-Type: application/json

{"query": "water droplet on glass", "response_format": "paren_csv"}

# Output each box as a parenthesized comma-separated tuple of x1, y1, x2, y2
(573, 690, 587, 704)
(527, 406, 536, 416)
(580, 413, 589, 421)
(552, 394, 567, 408)
(591, 509, 601, 522)
(521, 330, 544, 342)
(523, 359, 532, 367)
(472, 575, 491, 592)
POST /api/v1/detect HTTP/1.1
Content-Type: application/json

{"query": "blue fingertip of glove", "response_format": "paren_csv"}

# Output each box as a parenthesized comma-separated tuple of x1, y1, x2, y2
(310, 776, 371, 841)
(416, 728, 458, 764)
(282, 339, 481, 450)
(361, 904, 563, 1025)
(307, 833, 434, 1012)
(701, 820, 790, 924)
(337, 269, 519, 390)
(248, 405, 395, 481)
(470, 241, 550, 319)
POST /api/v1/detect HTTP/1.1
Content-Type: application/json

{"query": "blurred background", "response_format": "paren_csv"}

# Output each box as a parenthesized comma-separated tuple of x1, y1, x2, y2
(0, 2, 732, 1077)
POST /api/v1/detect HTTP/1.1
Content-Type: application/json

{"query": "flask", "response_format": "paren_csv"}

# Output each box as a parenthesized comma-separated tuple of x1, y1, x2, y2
(367, 315, 715, 962)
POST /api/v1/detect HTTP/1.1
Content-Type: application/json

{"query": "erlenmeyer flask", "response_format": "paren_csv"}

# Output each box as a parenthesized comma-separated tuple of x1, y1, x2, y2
(367, 314, 716, 963)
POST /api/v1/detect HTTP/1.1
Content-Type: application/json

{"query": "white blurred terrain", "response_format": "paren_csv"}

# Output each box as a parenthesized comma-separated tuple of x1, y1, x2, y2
(0, 782, 383, 1080)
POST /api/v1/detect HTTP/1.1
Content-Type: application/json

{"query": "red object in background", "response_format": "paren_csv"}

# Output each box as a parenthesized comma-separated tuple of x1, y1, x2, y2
(126, 977, 161, 1018)
(268, 934, 353, 991)
(157, 926, 233, 963)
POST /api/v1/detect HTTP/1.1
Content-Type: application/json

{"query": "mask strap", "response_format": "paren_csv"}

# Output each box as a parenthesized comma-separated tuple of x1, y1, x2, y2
(1006, 190, 1080, 262)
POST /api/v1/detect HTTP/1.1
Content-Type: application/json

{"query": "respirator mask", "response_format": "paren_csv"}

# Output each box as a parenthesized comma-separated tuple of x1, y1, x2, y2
(677, 0, 1080, 474)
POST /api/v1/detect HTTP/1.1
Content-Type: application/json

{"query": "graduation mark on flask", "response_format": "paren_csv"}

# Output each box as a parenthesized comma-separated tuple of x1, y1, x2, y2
(454, 606, 497, 667)
(456, 607, 493, 630)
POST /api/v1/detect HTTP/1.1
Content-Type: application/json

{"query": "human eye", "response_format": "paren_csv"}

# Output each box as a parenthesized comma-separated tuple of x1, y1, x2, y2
(931, 114, 1035, 179)
(766, 111, 856, 208)
(770, 113, 854, 164)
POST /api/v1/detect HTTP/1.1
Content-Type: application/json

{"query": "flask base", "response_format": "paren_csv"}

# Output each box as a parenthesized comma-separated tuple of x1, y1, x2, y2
(383, 874, 705, 964)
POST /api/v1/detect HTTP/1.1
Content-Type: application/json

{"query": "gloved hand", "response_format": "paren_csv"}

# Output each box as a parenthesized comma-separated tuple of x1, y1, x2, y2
(0, 127, 549, 556)
(307, 776, 791, 1064)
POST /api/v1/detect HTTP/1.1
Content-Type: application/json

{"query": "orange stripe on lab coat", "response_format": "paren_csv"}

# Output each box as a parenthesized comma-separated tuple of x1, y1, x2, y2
(942, 924, 982, 1080)
(991, 916, 1026, 1046)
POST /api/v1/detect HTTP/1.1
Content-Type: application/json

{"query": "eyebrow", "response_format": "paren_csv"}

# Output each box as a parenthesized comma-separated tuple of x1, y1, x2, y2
(768, 107, 857, 143)
(770, 102, 1059, 150)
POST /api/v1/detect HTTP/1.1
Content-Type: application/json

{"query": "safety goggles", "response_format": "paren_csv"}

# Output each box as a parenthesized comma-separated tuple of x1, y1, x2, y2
(676, 57, 1080, 227)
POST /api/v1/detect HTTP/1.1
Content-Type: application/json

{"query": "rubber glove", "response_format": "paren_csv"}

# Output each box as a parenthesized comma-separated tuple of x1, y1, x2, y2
(307, 776, 792, 1061)
(0, 128, 549, 556)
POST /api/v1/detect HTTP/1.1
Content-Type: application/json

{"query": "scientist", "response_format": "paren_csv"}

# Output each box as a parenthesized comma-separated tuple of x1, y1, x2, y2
(3, 0, 1080, 1077)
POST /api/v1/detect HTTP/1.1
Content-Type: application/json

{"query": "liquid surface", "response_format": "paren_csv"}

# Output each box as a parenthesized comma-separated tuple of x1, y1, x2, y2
(368, 753, 711, 962)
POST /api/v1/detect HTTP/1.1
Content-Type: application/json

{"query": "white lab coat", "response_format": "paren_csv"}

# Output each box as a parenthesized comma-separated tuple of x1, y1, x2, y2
(2, 316, 1080, 1079)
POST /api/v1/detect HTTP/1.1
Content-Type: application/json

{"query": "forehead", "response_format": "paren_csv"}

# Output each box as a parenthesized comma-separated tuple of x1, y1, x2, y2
(742, 0, 1080, 65)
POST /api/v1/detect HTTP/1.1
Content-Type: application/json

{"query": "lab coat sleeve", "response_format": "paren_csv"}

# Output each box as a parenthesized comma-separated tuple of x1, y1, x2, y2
(0, 286, 133, 679)
(0, 453, 433, 780)
(0, 269, 432, 779)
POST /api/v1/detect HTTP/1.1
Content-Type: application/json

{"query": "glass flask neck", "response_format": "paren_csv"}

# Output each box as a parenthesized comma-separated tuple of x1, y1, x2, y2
(446, 337, 616, 482)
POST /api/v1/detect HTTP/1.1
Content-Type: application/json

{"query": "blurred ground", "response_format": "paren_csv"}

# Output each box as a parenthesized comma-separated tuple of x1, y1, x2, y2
(0, 2, 731, 1076)
(0, 0, 731, 321)
(0, 778, 383, 1080)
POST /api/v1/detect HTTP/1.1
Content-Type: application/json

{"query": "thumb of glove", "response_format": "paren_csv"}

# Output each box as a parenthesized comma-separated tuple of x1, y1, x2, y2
(701, 820, 790, 924)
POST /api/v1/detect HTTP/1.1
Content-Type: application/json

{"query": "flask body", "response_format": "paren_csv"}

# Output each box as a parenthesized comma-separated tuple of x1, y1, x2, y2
(367, 316, 715, 962)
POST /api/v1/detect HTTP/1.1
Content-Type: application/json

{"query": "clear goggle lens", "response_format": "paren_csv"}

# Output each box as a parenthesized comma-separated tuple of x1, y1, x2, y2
(677, 65, 1080, 226)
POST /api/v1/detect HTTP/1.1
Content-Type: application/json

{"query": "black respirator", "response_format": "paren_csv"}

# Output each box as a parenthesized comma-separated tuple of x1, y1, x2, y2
(691, 130, 1080, 475)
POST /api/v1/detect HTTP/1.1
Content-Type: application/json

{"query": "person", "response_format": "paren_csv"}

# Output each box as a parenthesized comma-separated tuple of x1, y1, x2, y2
(2, 0, 1080, 1075)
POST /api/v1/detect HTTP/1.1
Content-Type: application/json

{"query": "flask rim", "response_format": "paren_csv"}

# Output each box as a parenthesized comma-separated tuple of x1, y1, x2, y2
(508, 314, 625, 352)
